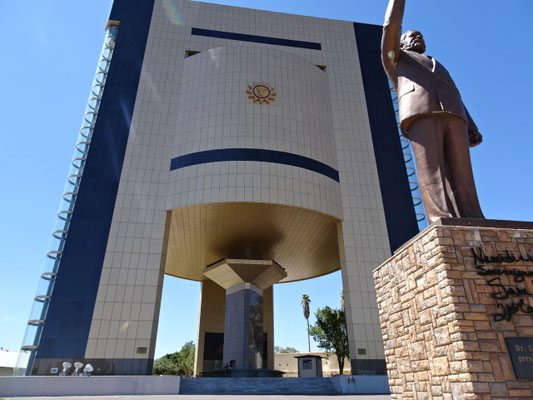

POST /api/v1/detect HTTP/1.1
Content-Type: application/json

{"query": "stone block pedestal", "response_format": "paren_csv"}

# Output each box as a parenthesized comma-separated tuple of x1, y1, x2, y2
(374, 219, 533, 399)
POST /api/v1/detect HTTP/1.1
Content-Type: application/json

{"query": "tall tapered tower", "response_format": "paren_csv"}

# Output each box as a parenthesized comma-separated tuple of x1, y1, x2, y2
(17, 0, 418, 376)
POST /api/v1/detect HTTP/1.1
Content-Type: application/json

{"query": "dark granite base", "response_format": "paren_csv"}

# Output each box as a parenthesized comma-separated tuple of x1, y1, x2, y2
(436, 217, 533, 230)
(350, 359, 386, 375)
(201, 368, 283, 378)
(32, 358, 153, 376)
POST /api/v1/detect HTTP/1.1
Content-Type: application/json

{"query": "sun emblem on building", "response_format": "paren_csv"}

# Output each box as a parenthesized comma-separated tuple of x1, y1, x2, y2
(246, 83, 276, 104)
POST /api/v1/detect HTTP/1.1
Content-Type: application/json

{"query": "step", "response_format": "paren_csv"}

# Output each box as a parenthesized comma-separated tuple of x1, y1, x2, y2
(179, 377, 338, 395)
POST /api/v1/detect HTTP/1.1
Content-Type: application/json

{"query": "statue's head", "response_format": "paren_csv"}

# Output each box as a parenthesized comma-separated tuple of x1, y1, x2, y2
(400, 30, 426, 53)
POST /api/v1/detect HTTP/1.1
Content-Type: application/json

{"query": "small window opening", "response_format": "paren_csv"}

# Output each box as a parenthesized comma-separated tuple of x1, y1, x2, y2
(186, 50, 201, 58)
(316, 65, 327, 71)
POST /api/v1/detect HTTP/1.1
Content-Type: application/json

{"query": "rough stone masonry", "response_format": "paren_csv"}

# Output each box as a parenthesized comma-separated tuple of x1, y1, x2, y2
(374, 221, 533, 399)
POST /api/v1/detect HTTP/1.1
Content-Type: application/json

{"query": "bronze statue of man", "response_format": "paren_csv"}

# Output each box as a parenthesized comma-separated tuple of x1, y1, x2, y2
(381, 0, 485, 224)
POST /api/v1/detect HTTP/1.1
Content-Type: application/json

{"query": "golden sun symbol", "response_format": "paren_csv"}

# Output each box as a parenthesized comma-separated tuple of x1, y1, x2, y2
(246, 83, 276, 104)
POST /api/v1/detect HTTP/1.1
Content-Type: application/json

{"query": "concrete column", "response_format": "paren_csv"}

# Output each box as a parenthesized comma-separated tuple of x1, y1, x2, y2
(223, 283, 263, 369)
(194, 282, 274, 375)
(198, 259, 285, 373)
(194, 280, 225, 376)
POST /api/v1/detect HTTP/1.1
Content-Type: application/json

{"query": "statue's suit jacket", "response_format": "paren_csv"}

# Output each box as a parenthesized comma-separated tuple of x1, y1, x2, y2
(384, 49, 478, 138)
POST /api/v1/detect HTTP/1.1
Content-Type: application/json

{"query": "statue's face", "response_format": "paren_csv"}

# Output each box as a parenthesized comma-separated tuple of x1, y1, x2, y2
(401, 30, 426, 53)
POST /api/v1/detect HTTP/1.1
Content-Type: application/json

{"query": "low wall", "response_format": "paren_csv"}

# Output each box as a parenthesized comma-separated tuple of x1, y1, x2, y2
(0, 375, 180, 397)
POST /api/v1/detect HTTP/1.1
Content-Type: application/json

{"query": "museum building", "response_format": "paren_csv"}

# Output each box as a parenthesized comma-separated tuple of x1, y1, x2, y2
(17, 0, 419, 376)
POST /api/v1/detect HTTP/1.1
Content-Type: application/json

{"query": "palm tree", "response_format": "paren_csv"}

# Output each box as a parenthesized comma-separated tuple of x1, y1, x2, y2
(301, 294, 311, 352)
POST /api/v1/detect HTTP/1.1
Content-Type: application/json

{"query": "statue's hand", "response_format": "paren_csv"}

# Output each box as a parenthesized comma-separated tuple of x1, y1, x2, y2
(468, 129, 483, 147)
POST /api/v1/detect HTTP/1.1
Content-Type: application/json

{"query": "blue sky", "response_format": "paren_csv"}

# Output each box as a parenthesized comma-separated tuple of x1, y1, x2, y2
(1, 0, 531, 359)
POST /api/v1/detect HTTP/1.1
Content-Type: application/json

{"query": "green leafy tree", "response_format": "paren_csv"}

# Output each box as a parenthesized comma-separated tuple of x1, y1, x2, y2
(153, 341, 195, 376)
(309, 306, 349, 374)
(301, 294, 311, 352)
(274, 346, 299, 353)
(153, 357, 180, 375)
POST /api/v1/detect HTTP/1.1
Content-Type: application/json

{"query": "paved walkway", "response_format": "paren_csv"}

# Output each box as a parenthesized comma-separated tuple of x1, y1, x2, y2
(6, 395, 391, 400)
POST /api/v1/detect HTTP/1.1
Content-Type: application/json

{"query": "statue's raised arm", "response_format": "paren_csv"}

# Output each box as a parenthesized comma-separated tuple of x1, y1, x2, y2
(381, 0, 406, 87)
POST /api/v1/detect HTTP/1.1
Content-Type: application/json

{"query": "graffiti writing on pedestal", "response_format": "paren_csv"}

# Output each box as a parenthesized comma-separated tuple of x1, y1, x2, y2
(472, 248, 533, 322)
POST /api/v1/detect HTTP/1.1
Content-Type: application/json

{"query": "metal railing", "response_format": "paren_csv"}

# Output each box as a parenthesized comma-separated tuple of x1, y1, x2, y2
(14, 23, 119, 376)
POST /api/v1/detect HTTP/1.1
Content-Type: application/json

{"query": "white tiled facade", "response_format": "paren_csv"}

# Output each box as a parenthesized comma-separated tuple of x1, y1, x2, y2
(86, 0, 395, 373)
(169, 46, 341, 217)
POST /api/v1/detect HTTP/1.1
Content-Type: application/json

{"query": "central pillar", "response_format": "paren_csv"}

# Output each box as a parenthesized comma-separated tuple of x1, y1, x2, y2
(224, 282, 264, 369)
(203, 259, 287, 372)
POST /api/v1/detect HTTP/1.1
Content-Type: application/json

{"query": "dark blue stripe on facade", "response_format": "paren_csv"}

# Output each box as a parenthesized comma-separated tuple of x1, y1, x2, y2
(353, 23, 419, 252)
(170, 148, 339, 182)
(191, 28, 321, 50)
(33, 0, 155, 365)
